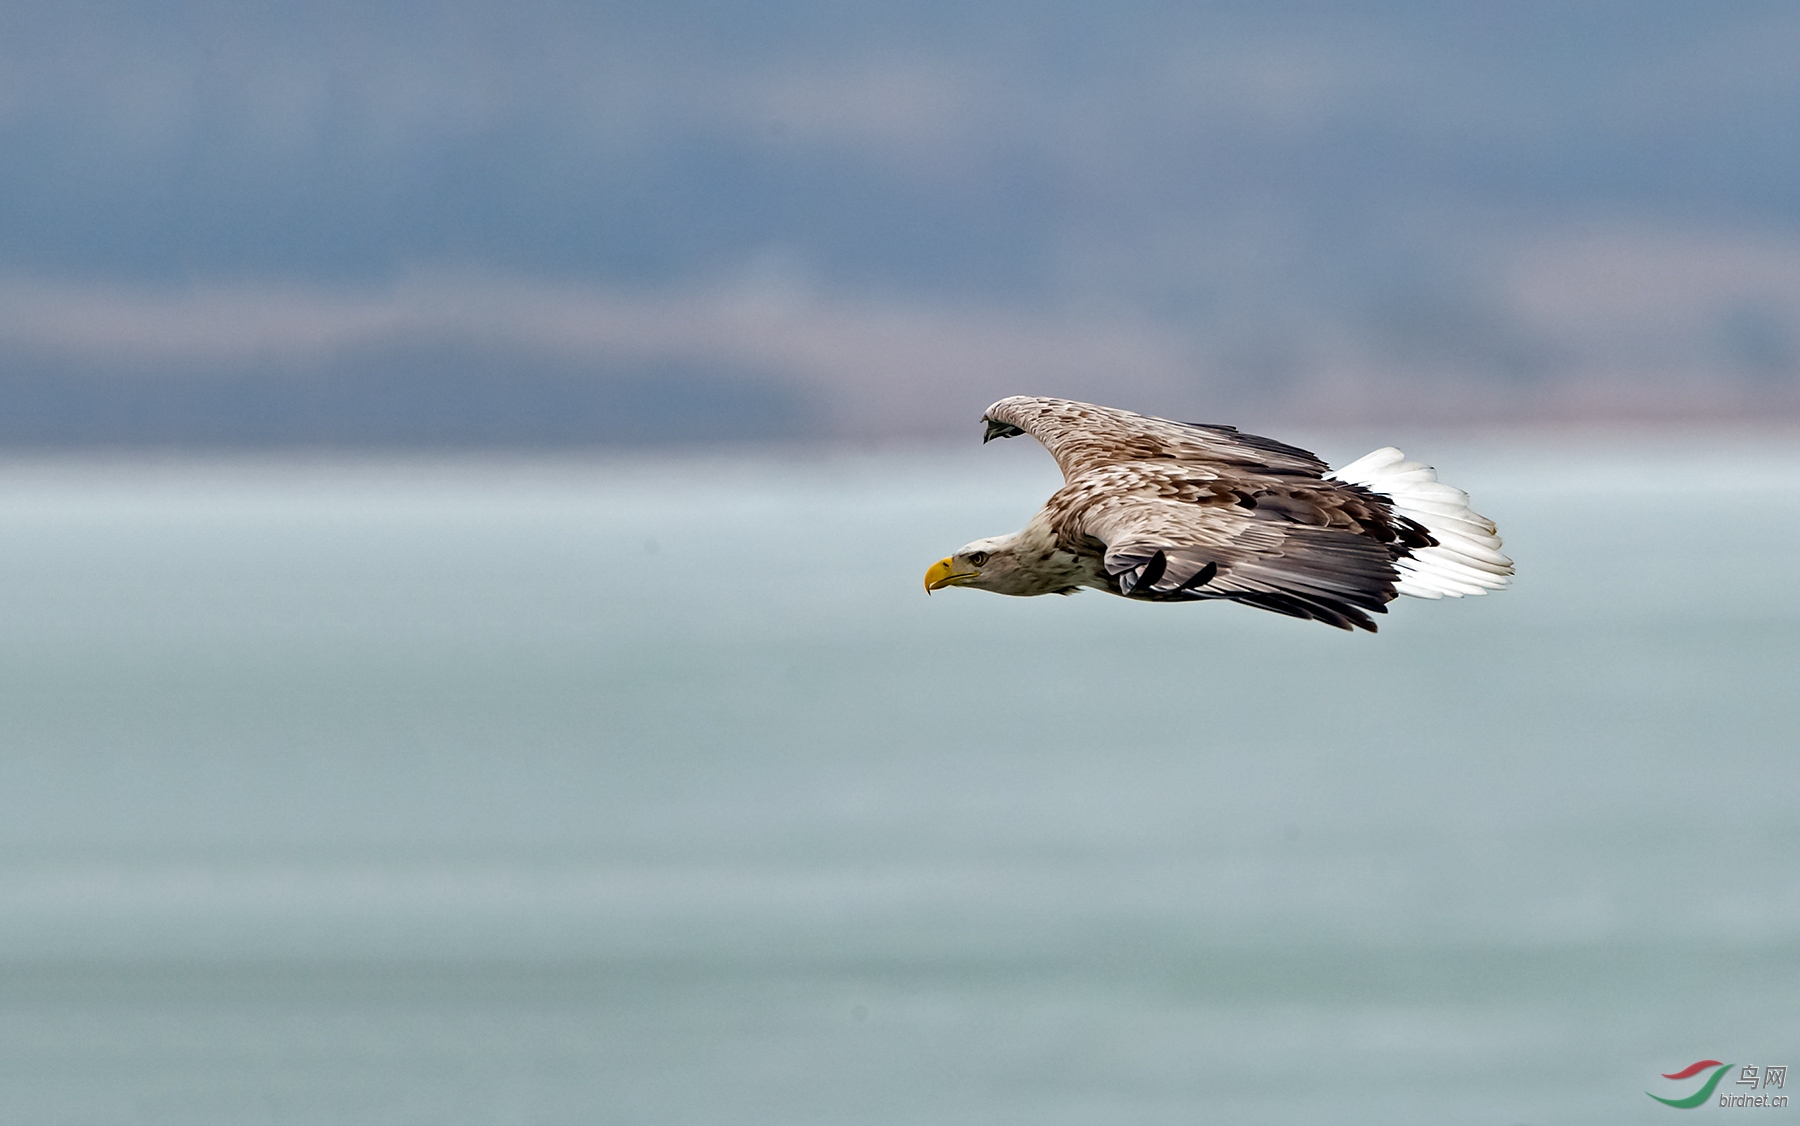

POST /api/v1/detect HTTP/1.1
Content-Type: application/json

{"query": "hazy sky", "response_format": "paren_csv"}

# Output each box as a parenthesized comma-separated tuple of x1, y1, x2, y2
(2, 2, 1797, 440)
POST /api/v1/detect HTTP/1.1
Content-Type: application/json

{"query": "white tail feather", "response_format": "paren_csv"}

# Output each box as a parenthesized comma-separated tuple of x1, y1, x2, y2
(1329, 447, 1513, 599)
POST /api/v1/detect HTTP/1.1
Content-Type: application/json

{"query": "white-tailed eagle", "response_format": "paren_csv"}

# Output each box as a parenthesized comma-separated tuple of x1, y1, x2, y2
(923, 396, 1511, 632)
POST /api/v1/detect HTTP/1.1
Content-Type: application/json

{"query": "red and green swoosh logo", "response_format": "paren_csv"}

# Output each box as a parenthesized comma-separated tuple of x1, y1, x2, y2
(1648, 1061, 1731, 1108)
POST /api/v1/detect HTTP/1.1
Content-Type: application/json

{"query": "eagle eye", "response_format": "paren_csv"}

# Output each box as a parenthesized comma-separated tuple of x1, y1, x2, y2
(967, 551, 990, 566)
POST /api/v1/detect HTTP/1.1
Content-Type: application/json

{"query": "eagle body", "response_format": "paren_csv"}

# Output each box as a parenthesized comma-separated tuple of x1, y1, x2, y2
(924, 396, 1512, 632)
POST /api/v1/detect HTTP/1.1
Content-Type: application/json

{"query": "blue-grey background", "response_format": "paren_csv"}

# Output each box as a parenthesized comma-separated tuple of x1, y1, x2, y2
(1, 4, 1797, 1123)
(0, 442, 1795, 1124)
(1, 1, 1798, 441)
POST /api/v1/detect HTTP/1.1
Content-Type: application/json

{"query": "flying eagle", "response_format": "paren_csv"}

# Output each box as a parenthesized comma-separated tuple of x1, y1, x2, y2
(923, 396, 1511, 632)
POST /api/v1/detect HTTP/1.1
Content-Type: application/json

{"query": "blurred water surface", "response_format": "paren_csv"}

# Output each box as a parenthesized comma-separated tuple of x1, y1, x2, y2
(0, 436, 1795, 1124)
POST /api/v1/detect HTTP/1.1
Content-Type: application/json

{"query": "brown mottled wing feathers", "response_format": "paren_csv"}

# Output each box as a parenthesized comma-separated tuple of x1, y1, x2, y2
(991, 398, 1404, 631)
(983, 395, 1328, 481)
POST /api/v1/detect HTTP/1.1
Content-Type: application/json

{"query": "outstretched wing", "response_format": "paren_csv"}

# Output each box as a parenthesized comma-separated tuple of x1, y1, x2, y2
(1046, 462, 1414, 632)
(983, 395, 1327, 482)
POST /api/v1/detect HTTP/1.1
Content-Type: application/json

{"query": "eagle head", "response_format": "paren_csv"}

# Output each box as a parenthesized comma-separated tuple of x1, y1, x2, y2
(924, 533, 1085, 597)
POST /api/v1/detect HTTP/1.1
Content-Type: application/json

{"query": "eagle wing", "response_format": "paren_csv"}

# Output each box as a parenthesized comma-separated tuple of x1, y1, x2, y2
(983, 395, 1328, 481)
(1044, 462, 1412, 632)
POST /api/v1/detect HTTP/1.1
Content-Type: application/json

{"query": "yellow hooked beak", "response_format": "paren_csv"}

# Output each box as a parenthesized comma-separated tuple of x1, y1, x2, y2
(924, 556, 977, 593)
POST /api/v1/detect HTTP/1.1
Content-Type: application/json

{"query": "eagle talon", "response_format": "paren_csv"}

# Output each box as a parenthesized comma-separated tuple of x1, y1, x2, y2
(1177, 560, 1218, 592)
(1133, 550, 1168, 593)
